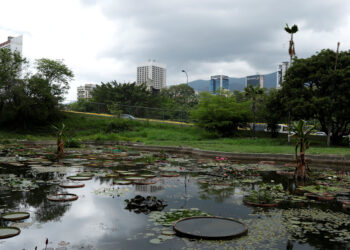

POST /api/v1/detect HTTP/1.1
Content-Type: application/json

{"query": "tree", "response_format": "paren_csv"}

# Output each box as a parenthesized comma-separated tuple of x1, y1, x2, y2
(291, 120, 314, 179)
(92, 81, 170, 118)
(285, 24, 298, 65)
(244, 85, 265, 137)
(35, 58, 74, 101)
(161, 84, 198, 108)
(280, 49, 350, 145)
(191, 92, 251, 136)
(0, 49, 74, 128)
(262, 89, 288, 137)
(0, 48, 26, 91)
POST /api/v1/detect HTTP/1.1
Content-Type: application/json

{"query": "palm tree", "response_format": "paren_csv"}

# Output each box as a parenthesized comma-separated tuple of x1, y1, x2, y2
(291, 120, 314, 179)
(284, 24, 298, 65)
(244, 85, 265, 137)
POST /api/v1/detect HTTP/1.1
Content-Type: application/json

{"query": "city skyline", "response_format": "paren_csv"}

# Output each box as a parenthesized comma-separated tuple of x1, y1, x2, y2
(1, 0, 350, 101)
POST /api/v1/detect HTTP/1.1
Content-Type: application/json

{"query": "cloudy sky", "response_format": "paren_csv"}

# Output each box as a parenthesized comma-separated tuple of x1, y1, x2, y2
(1, 0, 350, 101)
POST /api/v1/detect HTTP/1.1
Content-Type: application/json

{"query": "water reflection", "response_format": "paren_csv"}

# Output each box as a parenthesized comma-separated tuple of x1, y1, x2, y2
(0, 151, 349, 249)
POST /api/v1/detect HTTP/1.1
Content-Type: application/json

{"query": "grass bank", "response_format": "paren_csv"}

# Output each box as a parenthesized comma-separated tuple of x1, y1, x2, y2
(0, 112, 349, 156)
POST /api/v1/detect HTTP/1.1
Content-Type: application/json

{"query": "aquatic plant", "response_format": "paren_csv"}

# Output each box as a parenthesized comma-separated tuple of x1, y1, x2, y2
(52, 123, 66, 156)
(244, 183, 284, 205)
(291, 120, 314, 179)
(149, 208, 210, 227)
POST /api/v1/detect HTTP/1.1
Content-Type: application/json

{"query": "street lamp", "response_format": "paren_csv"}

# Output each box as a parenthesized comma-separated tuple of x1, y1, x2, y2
(181, 70, 188, 84)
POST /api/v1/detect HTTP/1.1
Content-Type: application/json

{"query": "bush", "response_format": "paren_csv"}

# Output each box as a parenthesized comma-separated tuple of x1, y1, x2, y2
(191, 93, 251, 137)
(105, 119, 134, 133)
(64, 138, 81, 148)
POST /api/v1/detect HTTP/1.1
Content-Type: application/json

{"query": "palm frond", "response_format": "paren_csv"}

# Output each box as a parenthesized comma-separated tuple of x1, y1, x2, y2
(291, 24, 298, 33)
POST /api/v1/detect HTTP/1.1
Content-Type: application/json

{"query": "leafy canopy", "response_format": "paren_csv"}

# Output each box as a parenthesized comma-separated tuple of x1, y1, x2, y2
(191, 92, 251, 136)
(280, 49, 350, 145)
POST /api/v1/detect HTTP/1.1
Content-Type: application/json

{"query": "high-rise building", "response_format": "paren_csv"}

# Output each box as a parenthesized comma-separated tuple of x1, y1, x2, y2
(210, 75, 229, 94)
(276, 62, 289, 89)
(0, 36, 23, 55)
(77, 84, 96, 100)
(137, 60, 166, 90)
(246, 75, 264, 88)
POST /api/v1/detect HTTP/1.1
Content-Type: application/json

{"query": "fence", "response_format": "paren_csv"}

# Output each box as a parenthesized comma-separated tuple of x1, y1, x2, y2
(66, 101, 191, 123)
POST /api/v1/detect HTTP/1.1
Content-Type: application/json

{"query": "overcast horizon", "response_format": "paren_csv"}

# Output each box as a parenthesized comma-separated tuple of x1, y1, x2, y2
(1, 0, 350, 101)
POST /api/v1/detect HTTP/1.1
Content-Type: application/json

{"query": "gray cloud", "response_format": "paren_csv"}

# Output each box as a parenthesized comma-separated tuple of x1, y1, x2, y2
(81, 0, 350, 81)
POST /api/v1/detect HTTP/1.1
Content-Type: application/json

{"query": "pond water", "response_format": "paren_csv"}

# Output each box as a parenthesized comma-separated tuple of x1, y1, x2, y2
(0, 145, 349, 249)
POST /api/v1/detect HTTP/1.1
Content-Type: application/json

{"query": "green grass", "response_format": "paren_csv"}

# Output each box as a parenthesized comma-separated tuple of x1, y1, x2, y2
(1, 112, 349, 156)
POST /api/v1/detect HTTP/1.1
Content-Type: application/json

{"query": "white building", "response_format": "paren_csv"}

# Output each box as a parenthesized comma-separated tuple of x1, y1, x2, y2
(276, 61, 289, 89)
(0, 36, 23, 55)
(137, 60, 166, 90)
(77, 84, 96, 100)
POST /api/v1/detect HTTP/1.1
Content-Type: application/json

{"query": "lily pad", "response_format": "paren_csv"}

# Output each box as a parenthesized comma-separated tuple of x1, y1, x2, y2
(141, 174, 157, 178)
(76, 172, 94, 177)
(160, 173, 180, 177)
(124, 176, 146, 182)
(67, 176, 92, 181)
(114, 180, 132, 185)
(173, 216, 248, 240)
(59, 182, 85, 188)
(2, 212, 30, 221)
(47, 193, 78, 202)
(0, 227, 21, 239)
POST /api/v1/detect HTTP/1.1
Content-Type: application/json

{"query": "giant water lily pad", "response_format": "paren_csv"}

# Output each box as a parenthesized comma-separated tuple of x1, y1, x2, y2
(118, 171, 138, 176)
(160, 173, 180, 177)
(124, 176, 146, 182)
(114, 180, 132, 185)
(141, 174, 157, 178)
(173, 216, 248, 240)
(76, 172, 94, 177)
(59, 182, 85, 188)
(134, 180, 157, 185)
(2, 212, 30, 221)
(0, 227, 21, 239)
(67, 176, 92, 181)
(105, 173, 119, 178)
(47, 193, 78, 202)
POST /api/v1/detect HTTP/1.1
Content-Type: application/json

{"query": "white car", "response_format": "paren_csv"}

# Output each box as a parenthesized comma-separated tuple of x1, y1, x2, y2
(120, 114, 136, 119)
(314, 132, 327, 136)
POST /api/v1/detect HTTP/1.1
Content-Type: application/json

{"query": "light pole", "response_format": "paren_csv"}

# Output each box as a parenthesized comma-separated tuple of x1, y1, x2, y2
(181, 70, 189, 122)
(181, 70, 188, 84)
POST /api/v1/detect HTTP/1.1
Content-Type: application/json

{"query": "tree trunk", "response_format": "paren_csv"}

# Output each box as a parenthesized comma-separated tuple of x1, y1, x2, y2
(296, 152, 306, 179)
(327, 124, 331, 147)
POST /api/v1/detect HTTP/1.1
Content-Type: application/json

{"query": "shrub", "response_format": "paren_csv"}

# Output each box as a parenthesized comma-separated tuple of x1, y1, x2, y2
(64, 138, 81, 148)
(105, 119, 134, 133)
(191, 93, 251, 136)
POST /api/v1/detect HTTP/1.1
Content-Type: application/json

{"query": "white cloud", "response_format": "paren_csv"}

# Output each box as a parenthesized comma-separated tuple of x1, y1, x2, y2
(1, 0, 350, 101)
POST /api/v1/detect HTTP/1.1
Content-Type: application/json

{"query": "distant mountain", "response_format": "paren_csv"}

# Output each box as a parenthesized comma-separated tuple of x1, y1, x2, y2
(188, 79, 209, 92)
(188, 72, 277, 92)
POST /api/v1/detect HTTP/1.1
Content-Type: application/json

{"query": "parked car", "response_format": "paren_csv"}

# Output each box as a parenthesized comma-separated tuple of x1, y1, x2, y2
(120, 114, 136, 119)
(313, 131, 327, 136)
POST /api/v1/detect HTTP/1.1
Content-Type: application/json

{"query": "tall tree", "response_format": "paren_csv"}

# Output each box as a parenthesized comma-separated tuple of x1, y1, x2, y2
(161, 84, 198, 108)
(280, 49, 350, 145)
(244, 85, 265, 137)
(284, 24, 298, 65)
(35, 58, 74, 101)
(0, 49, 74, 128)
